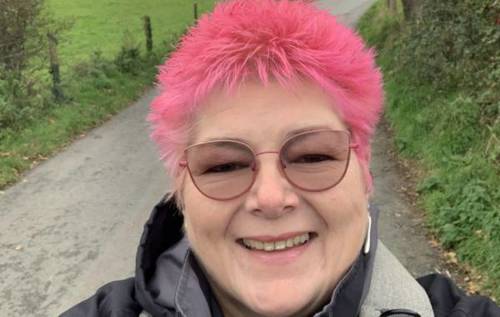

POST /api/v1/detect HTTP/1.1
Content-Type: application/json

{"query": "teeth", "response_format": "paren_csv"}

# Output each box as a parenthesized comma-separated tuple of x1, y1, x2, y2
(264, 242, 274, 251)
(275, 241, 286, 250)
(242, 233, 311, 252)
(300, 234, 307, 243)
(254, 240, 263, 250)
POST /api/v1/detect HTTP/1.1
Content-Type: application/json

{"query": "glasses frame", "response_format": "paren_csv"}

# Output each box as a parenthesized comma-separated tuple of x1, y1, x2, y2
(179, 129, 359, 201)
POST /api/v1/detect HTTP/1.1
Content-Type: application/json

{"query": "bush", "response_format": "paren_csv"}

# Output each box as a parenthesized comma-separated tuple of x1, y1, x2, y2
(0, 72, 48, 132)
(73, 51, 115, 77)
(114, 30, 142, 75)
(72, 51, 118, 91)
(396, 0, 499, 93)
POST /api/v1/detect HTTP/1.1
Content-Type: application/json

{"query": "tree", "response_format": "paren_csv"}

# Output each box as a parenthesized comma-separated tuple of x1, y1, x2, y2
(0, 0, 47, 77)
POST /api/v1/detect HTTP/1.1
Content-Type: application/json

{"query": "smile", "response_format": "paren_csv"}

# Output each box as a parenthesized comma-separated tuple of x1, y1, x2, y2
(239, 232, 315, 252)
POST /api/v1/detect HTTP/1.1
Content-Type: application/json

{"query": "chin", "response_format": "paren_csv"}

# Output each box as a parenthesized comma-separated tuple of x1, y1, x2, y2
(249, 300, 304, 317)
(242, 282, 318, 317)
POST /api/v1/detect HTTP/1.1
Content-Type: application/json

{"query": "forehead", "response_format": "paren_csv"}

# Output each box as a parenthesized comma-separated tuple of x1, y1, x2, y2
(190, 80, 346, 146)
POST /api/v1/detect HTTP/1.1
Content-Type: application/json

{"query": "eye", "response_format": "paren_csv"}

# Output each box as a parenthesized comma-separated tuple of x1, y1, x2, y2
(204, 162, 250, 174)
(293, 154, 334, 163)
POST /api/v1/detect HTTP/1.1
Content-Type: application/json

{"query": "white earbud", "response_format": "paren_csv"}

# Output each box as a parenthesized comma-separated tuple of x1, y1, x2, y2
(363, 214, 372, 255)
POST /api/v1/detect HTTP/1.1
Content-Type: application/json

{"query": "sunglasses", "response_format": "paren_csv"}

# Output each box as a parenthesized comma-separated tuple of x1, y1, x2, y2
(179, 129, 358, 201)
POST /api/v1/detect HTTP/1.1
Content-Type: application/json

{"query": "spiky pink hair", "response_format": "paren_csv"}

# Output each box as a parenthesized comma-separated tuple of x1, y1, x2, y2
(148, 0, 383, 193)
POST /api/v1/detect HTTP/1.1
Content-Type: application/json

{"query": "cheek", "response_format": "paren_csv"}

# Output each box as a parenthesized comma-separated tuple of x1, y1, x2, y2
(319, 156, 368, 239)
(182, 180, 210, 247)
(319, 190, 366, 236)
(340, 155, 369, 212)
(181, 178, 236, 252)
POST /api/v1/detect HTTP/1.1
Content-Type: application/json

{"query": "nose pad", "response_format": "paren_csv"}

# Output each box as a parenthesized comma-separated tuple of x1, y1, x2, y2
(247, 155, 296, 218)
(250, 161, 257, 172)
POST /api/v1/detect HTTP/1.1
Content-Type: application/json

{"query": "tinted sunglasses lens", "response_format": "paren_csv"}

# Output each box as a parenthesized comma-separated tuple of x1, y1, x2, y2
(281, 130, 350, 191)
(186, 141, 254, 200)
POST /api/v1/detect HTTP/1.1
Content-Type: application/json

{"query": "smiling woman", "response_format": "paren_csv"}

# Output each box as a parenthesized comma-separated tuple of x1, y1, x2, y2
(60, 0, 500, 317)
(180, 81, 369, 316)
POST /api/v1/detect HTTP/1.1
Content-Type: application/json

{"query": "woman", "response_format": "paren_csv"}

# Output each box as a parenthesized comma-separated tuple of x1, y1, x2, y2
(62, 0, 500, 316)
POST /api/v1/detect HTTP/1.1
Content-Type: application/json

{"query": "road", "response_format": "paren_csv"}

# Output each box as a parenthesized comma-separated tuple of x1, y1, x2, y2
(0, 1, 440, 316)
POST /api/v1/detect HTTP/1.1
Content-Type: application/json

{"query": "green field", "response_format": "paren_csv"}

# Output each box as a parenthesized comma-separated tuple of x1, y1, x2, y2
(45, 0, 215, 65)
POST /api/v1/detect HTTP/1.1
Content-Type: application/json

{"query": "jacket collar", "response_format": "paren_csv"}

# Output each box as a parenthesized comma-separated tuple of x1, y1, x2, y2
(134, 195, 379, 316)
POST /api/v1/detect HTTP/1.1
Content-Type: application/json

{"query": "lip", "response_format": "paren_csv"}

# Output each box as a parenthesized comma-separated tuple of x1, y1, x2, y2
(238, 231, 312, 242)
(236, 232, 317, 266)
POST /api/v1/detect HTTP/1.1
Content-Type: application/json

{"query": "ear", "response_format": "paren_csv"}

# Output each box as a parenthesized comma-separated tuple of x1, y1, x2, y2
(365, 185, 372, 200)
(359, 158, 373, 198)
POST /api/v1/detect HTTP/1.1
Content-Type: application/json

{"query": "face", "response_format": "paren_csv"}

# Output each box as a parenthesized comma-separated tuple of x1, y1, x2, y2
(179, 80, 369, 317)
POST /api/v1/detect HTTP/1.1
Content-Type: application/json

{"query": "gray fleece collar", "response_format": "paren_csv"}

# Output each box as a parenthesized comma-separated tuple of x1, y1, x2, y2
(360, 242, 435, 317)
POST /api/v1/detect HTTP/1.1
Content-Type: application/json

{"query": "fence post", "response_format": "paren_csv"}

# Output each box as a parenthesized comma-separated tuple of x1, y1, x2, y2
(47, 32, 64, 103)
(143, 15, 153, 53)
(193, 2, 198, 20)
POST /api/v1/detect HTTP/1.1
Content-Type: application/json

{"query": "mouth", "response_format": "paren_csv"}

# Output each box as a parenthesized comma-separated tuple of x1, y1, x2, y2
(237, 232, 317, 252)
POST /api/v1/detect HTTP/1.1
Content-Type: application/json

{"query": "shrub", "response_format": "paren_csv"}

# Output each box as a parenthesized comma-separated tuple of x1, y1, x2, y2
(395, 0, 499, 93)
(114, 30, 142, 75)
(0, 72, 48, 132)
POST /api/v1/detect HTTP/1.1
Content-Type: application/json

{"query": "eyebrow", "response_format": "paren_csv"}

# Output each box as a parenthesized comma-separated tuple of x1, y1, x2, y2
(284, 125, 333, 139)
(200, 124, 334, 144)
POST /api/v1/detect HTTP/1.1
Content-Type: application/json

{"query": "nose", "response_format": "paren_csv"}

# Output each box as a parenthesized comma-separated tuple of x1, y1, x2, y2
(245, 154, 299, 218)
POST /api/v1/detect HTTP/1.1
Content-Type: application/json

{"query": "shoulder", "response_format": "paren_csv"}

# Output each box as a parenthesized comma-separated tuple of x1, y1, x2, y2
(418, 273, 500, 317)
(59, 277, 142, 317)
(361, 241, 435, 317)
(363, 242, 500, 317)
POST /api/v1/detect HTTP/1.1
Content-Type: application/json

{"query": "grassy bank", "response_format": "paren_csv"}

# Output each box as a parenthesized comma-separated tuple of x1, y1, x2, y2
(358, 1, 499, 298)
(0, 1, 216, 189)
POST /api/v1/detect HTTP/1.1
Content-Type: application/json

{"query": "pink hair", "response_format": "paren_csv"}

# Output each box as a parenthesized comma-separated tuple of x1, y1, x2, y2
(148, 0, 383, 193)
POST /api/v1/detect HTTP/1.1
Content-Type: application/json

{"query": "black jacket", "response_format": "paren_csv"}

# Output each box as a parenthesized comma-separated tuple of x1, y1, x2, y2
(60, 197, 500, 317)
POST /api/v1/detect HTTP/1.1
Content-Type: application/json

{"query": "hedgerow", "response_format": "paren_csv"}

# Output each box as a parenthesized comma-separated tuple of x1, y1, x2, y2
(359, 0, 499, 298)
